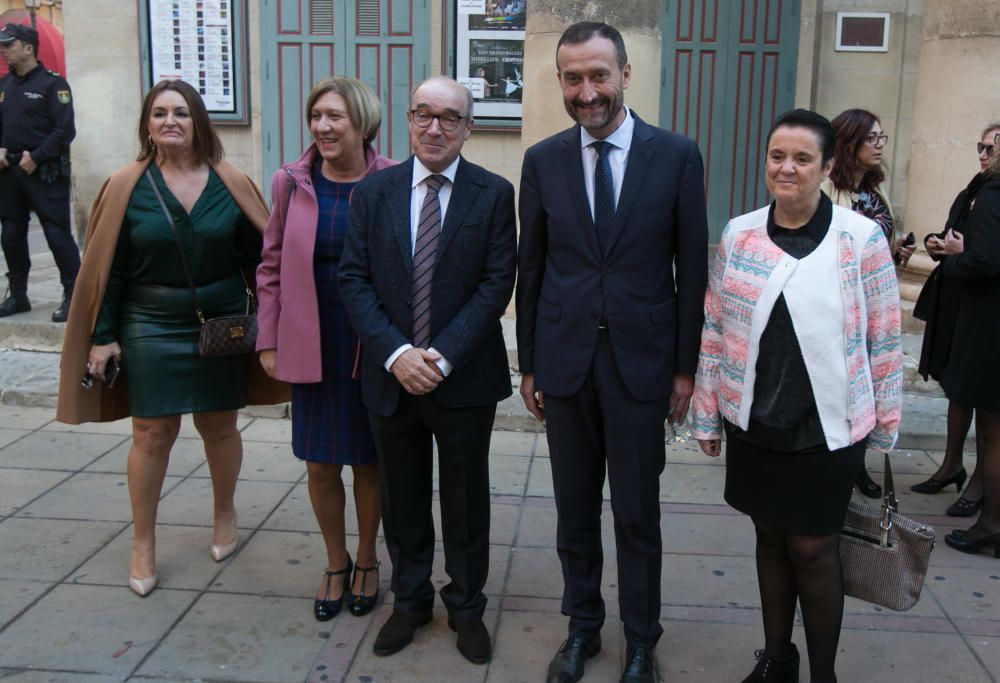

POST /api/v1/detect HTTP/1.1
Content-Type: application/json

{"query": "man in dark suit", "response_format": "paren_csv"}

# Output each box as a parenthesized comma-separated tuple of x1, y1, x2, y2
(516, 22, 708, 683)
(339, 76, 516, 665)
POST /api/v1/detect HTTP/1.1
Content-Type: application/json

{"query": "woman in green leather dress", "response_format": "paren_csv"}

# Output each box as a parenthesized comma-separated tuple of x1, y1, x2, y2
(84, 80, 267, 596)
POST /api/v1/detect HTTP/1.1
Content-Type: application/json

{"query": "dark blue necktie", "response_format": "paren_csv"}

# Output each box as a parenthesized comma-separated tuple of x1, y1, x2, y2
(592, 140, 615, 254)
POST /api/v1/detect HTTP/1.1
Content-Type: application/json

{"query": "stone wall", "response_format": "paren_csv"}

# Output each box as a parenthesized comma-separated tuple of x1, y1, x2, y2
(903, 0, 1000, 247)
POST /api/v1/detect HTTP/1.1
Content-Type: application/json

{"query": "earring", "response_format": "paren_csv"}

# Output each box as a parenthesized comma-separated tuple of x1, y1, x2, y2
(147, 134, 155, 148)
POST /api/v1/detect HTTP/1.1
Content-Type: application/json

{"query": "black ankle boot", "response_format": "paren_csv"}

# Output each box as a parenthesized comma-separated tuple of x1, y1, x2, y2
(51, 284, 73, 323)
(741, 643, 800, 682)
(0, 288, 30, 317)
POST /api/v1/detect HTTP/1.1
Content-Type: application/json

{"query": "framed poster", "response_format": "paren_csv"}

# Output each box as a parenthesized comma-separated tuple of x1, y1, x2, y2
(454, 0, 526, 123)
(138, 0, 249, 124)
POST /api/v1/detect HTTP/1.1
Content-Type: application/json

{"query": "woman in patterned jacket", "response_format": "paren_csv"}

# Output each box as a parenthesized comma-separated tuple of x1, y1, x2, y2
(692, 109, 903, 683)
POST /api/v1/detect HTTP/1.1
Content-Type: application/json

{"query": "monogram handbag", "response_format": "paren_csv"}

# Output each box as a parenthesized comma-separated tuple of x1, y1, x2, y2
(840, 454, 936, 611)
(145, 169, 258, 358)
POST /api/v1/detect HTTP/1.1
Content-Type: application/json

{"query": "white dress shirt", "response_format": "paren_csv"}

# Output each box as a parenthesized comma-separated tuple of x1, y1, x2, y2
(384, 156, 462, 377)
(579, 106, 634, 220)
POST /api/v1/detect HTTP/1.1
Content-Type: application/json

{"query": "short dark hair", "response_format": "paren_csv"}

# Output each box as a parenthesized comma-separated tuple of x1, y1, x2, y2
(829, 108, 885, 192)
(556, 22, 628, 69)
(766, 108, 835, 164)
(137, 80, 223, 163)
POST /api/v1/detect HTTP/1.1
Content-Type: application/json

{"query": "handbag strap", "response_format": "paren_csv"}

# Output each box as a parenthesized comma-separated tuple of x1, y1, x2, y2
(878, 453, 899, 545)
(145, 169, 206, 324)
(882, 453, 898, 511)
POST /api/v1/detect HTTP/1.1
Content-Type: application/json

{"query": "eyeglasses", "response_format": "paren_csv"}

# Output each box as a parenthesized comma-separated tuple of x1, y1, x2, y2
(978, 142, 996, 156)
(866, 133, 889, 147)
(408, 109, 465, 132)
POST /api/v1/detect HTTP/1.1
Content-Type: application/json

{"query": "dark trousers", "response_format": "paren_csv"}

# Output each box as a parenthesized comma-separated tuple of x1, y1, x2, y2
(368, 392, 496, 619)
(544, 329, 669, 647)
(0, 166, 80, 288)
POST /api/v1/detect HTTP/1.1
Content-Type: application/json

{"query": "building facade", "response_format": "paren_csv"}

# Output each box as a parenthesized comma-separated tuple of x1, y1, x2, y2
(61, 0, 1000, 293)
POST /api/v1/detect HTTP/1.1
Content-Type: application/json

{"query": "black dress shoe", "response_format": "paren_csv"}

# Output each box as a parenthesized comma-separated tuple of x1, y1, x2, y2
(447, 614, 491, 664)
(620, 644, 656, 683)
(946, 495, 984, 517)
(314, 555, 352, 622)
(910, 467, 967, 494)
(372, 609, 433, 656)
(741, 643, 800, 682)
(855, 469, 882, 498)
(546, 634, 601, 683)
(944, 527, 1000, 558)
(347, 560, 380, 616)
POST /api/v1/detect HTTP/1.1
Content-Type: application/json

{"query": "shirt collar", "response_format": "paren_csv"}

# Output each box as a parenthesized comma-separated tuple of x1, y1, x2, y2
(412, 155, 460, 189)
(580, 106, 634, 152)
(768, 192, 833, 243)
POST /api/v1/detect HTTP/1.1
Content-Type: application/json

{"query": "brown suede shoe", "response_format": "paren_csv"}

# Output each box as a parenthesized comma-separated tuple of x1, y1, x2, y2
(448, 614, 491, 664)
(372, 609, 433, 656)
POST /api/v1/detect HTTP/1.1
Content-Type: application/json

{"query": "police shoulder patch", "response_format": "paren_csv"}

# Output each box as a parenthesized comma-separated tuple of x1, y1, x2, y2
(57, 90, 71, 104)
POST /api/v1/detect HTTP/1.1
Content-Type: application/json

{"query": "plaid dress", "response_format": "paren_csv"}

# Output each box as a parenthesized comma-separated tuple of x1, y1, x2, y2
(290, 166, 377, 465)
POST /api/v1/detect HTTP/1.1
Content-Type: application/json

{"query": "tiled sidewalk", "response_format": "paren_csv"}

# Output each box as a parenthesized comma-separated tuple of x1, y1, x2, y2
(0, 404, 997, 682)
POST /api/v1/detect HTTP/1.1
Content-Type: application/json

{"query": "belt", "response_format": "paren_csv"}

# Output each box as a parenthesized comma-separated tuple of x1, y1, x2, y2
(597, 317, 609, 330)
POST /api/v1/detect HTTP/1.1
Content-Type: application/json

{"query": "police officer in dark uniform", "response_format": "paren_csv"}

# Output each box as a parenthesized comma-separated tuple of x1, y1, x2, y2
(0, 23, 78, 321)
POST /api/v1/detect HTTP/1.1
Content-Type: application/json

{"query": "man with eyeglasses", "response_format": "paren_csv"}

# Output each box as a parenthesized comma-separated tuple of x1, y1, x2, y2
(339, 75, 516, 665)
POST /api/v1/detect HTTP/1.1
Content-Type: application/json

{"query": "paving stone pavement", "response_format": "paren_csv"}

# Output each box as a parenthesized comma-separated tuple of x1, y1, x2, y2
(0, 404, 998, 682)
(1, 230, 995, 680)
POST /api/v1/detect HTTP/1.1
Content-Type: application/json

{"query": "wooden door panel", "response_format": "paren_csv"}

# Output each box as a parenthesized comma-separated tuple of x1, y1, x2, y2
(262, 0, 428, 190)
(661, 0, 800, 240)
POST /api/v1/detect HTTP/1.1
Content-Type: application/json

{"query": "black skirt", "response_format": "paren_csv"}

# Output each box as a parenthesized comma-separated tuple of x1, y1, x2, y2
(724, 434, 867, 535)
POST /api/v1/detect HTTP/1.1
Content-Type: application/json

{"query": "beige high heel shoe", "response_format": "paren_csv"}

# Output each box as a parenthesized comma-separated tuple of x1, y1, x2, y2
(210, 514, 238, 562)
(129, 573, 158, 597)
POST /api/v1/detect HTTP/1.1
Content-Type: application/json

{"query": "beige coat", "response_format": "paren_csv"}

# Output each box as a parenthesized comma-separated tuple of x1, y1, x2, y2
(55, 160, 289, 424)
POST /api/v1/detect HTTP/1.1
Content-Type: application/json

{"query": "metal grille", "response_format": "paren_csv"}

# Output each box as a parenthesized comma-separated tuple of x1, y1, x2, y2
(310, 0, 334, 34)
(356, 0, 381, 35)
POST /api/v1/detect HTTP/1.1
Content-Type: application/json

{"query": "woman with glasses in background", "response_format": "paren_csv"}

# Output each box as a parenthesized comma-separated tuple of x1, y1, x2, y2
(912, 123, 1000, 519)
(822, 108, 911, 499)
(934, 126, 1000, 558)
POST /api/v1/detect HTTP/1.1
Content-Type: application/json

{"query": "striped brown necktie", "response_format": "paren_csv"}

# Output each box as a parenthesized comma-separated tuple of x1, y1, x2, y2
(411, 173, 446, 349)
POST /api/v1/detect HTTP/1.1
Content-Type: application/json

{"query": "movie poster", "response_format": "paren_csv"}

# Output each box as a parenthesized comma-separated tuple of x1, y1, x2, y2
(456, 0, 525, 120)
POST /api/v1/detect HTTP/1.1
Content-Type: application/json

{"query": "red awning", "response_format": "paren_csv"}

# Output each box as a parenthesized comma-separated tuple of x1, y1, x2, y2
(0, 11, 66, 78)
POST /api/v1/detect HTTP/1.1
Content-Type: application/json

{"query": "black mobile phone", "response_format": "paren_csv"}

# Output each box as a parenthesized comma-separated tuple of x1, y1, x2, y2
(104, 356, 121, 388)
(81, 356, 121, 390)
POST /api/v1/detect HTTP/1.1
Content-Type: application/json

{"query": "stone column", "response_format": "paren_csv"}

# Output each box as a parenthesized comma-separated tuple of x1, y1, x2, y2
(63, 2, 143, 235)
(521, 2, 663, 152)
(902, 0, 1000, 290)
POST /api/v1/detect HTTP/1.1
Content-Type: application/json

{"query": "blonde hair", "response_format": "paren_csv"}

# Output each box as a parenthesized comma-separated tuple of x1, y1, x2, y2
(305, 77, 383, 146)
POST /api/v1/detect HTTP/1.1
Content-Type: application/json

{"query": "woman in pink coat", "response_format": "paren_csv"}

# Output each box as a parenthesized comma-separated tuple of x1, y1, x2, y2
(256, 77, 396, 621)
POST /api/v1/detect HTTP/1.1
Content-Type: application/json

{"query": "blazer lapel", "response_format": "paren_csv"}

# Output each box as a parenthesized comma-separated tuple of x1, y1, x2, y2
(437, 158, 481, 258)
(606, 115, 654, 256)
(390, 158, 415, 274)
(561, 127, 602, 259)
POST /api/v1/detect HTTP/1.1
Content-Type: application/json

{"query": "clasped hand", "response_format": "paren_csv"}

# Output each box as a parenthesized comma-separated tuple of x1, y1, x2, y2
(391, 347, 443, 395)
(926, 230, 964, 257)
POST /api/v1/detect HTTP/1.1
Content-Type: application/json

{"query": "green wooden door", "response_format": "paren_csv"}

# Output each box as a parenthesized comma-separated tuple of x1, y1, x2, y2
(660, 0, 800, 241)
(260, 0, 429, 184)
